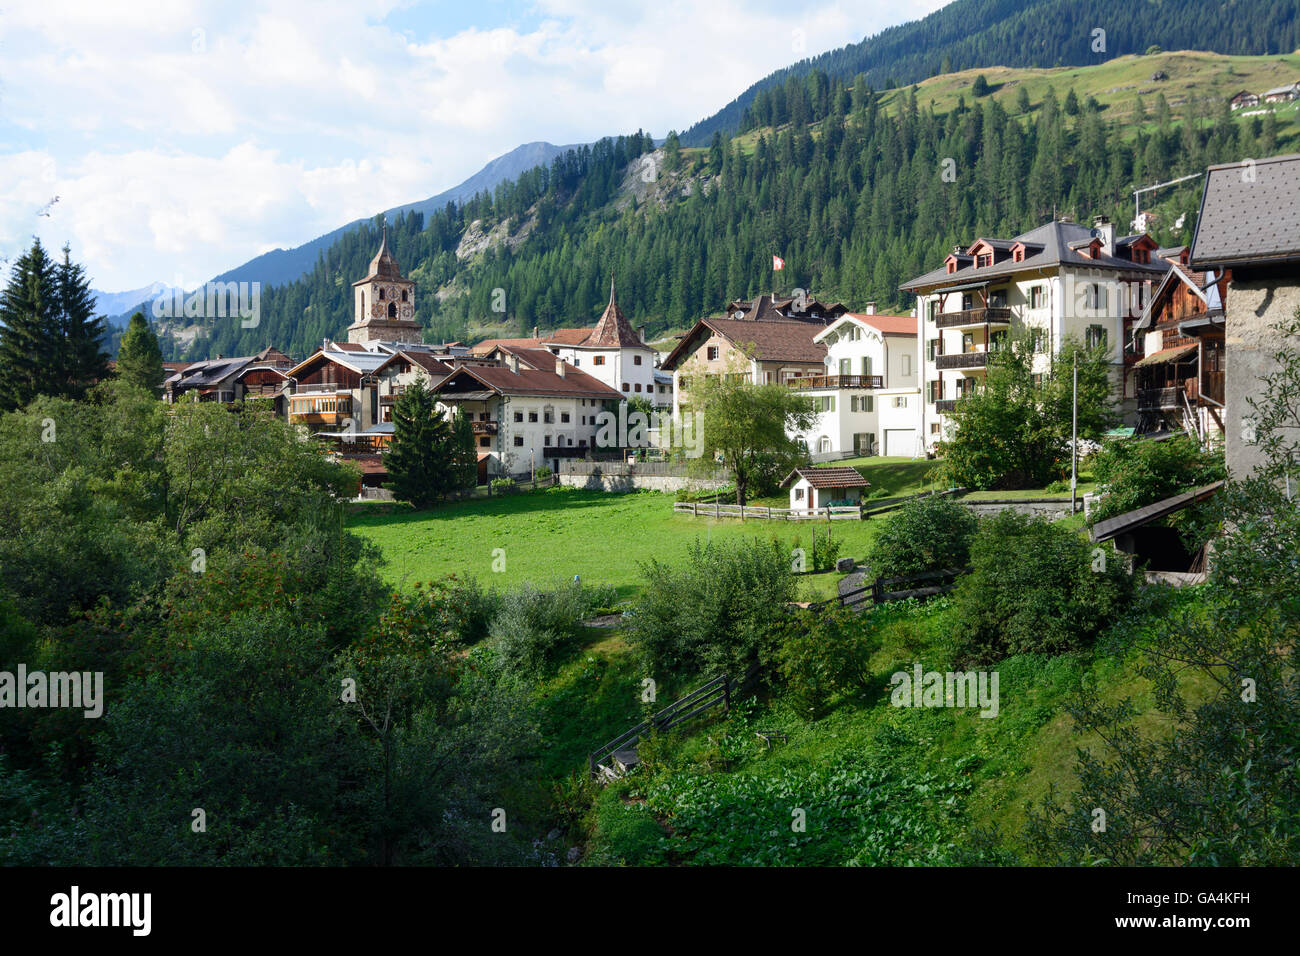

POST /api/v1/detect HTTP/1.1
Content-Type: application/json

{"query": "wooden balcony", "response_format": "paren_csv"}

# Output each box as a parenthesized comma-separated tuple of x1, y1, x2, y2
(472, 421, 499, 436)
(935, 307, 1012, 330)
(294, 383, 351, 395)
(1137, 386, 1181, 412)
(936, 352, 991, 371)
(934, 399, 958, 414)
(787, 374, 884, 390)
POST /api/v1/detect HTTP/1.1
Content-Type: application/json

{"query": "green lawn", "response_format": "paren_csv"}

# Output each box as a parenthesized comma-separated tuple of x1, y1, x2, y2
(349, 485, 881, 600)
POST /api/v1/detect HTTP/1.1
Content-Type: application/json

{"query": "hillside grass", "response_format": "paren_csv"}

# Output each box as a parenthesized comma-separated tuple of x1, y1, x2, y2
(349, 485, 881, 599)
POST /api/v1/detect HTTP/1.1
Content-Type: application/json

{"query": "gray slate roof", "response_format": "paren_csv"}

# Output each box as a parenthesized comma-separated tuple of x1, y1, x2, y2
(901, 220, 1169, 292)
(1189, 153, 1300, 268)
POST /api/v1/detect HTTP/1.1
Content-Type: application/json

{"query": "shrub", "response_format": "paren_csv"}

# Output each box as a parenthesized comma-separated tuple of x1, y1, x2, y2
(627, 539, 796, 677)
(491, 580, 590, 676)
(777, 606, 879, 719)
(534, 465, 553, 480)
(1088, 434, 1225, 525)
(953, 511, 1134, 662)
(489, 477, 516, 495)
(865, 495, 978, 579)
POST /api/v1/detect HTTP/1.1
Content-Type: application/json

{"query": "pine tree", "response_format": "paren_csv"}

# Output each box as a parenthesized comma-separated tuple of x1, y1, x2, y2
(116, 311, 165, 393)
(0, 239, 59, 411)
(449, 409, 477, 491)
(385, 379, 454, 508)
(55, 244, 109, 400)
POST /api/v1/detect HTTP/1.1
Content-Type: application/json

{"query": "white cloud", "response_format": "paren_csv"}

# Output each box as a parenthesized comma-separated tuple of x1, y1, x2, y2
(0, 0, 951, 290)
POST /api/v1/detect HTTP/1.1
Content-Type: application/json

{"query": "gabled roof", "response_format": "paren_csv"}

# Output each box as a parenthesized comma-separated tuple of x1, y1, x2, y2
(815, 312, 916, 343)
(661, 317, 827, 370)
(1134, 261, 1216, 333)
(902, 220, 1170, 292)
(781, 466, 870, 489)
(433, 362, 623, 401)
(585, 278, 645, 348)
(1189, 153, 1300, 268)
(398, 350, 452, 378)
(286, 346, 398, 379)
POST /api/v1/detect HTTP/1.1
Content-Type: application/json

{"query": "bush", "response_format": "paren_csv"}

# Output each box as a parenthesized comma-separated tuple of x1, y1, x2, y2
(491, 580, 591, 676)
(627, 539, 796, 677)
(953, 511, 1134, 662)
(777, 606, 879, 719)
(1088, 434, 1225, 525)
(534, 466, 553, 480)
(865, 495, 978, 579)
(490, 477, 516, 495)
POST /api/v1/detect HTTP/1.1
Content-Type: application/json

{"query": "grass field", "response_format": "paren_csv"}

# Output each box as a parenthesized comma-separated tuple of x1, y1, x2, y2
(349, 485, 881, 600)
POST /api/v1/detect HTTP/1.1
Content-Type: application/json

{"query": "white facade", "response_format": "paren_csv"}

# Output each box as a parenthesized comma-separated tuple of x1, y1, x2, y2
(789, 312, 922, 458)
(548, 342, 664, 404)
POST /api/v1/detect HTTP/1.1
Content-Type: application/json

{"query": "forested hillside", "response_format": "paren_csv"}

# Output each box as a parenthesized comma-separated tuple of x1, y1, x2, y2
(680, 0, 1300, 143)
(172, 49, 1293, 362)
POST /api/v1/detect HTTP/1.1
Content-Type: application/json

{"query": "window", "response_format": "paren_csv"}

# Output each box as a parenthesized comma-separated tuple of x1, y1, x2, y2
(593, 355, 606, 366)
(378, 288, 385, 300)
(927, 301, 940, 322)
(633, 355, 642, 365)
(893, 396, 908, 408)
(927, 380, 940, 403)
(1032, 373, 1043, 390)
(961, 293, 974, 311)
(861, 356, 873, 376)
(1030, 285, 1046, 309)
(977, 253, 992, 268)
(1085, 283, 1109, 312)
(839, 358, 851, 376)
(561, 412, 570, 423)
(528, 412, 538, 423)
(851, 395, 858, 412)
(634, 383, 642, 392)
(401, 290, 408, 302)
(513, 436, 524, 446)
(795, 487, 805, 501)
(706, 346, 719, 361)
(479, 437, 490, 448)
(544, 411, 553, 423)
(901, 355, 912, 376)
(1086, 325, 1108, 350)
(927, 338, 938, 361)
(544, 435, 552, 447)
(1032, 330, 1046, 353)
(930, 422, 942, 435)
(622, 383, 630, 392)
(514, 411, 523, 422)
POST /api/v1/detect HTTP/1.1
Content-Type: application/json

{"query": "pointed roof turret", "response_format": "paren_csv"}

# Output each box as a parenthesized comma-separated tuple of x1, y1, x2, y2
(357, 227, 407, 283)
(586, 274, 643, 347)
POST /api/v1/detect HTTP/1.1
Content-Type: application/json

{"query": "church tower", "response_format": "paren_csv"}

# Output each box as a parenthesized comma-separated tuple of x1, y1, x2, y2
(346, 231, 421, 344)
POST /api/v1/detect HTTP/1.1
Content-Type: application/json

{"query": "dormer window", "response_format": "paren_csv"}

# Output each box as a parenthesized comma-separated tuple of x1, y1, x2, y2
(977, 253, 992, 268)
(945, 256, 958, 274)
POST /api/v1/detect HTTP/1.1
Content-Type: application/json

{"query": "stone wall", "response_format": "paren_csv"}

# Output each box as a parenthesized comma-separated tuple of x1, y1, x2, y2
(1223, 278, 1300, 479)
(559, 471, 728, 494)
(959, 498, 1078, 519)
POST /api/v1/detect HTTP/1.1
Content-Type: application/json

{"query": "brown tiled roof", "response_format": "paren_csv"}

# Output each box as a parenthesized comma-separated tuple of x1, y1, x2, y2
(399, 351, 452, 377)
(781, 466, 870, 489)
(585, 278, 643, 348)
(701, 317, 828, 363)
(435, 363, 622, 400)
(539, 328, 596, 346)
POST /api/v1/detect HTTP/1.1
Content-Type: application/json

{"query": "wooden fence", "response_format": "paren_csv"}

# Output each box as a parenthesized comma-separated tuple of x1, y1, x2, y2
(673, 501, 863, 521)
(588, 665, 762, 780)
(809, 565, 970, 612)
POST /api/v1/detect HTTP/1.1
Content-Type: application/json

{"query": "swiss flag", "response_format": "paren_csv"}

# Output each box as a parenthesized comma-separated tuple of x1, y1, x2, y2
(772, 255, 785, 271)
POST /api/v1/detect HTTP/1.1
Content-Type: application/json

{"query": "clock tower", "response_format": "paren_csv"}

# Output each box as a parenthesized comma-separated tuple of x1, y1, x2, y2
(346, 231, 421, 344)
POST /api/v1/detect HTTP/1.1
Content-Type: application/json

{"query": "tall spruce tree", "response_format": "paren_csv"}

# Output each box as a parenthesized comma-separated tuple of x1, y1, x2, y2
(385, 379, 454, 508)
(0, 238, 59, 410)
(55, 243, 109, 400)
(449, 409, 478, 491)
(116, 311, 165, 393)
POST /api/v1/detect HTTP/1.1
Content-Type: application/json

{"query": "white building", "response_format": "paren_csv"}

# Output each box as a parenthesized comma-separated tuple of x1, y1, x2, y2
(431, 351, 623, 477)
(789, 306, 922, 458)
(901, 218, 1170, 453)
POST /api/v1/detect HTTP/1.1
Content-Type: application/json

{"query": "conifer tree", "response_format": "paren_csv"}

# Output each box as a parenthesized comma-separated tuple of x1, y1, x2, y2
(385, 379, 453, 508)
(116, 311, 165, 393)
(0, 238, 59, 410)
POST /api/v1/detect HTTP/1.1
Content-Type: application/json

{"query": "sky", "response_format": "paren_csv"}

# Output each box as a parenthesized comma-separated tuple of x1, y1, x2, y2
(0, 0, 949, 292)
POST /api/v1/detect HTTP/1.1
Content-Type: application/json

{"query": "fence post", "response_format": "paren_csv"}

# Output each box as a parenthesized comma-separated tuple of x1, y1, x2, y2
(722, 673, 731, 711)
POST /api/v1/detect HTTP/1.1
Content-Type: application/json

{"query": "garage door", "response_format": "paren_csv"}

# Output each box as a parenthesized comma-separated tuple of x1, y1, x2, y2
(884, 429, 916, 457)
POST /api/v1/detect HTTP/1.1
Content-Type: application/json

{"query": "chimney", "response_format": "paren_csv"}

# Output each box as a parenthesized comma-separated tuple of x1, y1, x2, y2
(636, 324, 646, 343)
(952, 245, 964, 255)
(1092, 215, 1114, 257)
(506, 353, 519, 374)
(555, 357, 566, 378)
(865, 301, 877, 315)
(532, 326, 538, 339)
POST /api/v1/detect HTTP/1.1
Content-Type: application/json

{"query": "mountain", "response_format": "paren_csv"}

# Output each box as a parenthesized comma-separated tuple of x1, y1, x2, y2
(91, 282, 177, 326)
(207, 141, 582, 291)
(680, 0, 1300, 144)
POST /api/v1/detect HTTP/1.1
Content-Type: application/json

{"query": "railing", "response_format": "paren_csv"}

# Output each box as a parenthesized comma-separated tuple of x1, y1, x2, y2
(294, 383, 352, 395)
(934, 399, 958, 413)
(471, 421, 498, 435)
(673, 501, 863, 520)
(787, 374, 884, 390)
(936, 352, 991, 370)
(935, 307, 1012, 329)
(588, 665, 762, 780)
(1137, 386, 1181, 411)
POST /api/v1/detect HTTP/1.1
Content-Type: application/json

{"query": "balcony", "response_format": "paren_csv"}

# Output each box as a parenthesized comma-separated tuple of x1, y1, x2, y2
(294, 383, 352, 395)
(472, 421, 499, 436)
(934, 399, 958, 414)
(936, 352, 991, 371)
(787, 374, 884, 390)
(935, 307, 1012, 330)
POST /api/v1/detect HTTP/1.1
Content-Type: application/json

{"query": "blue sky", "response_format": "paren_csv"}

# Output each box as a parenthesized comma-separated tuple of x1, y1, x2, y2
(0, 0, 948, 291)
